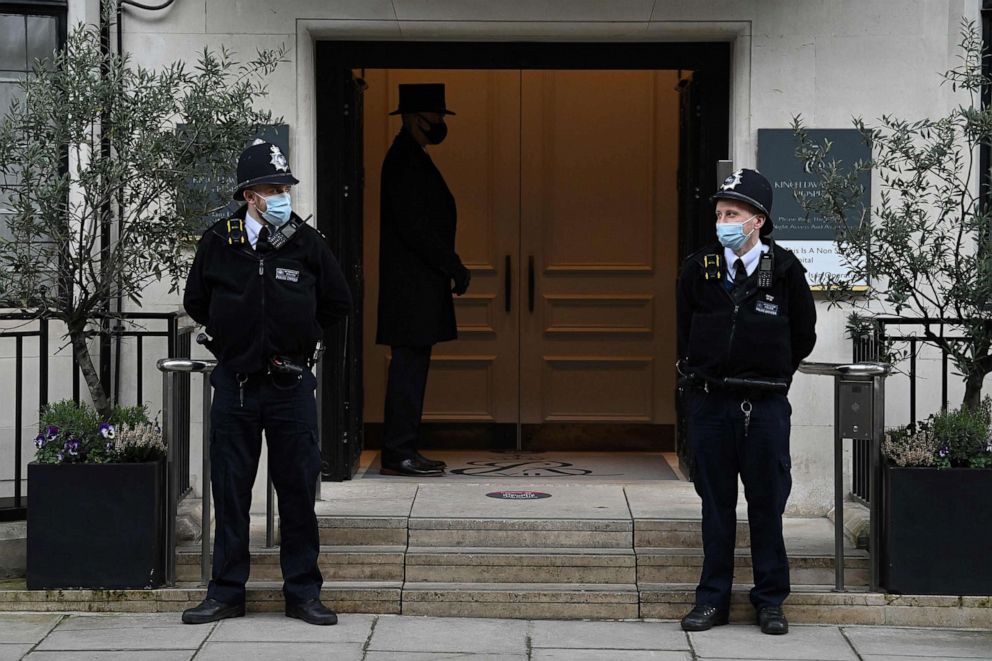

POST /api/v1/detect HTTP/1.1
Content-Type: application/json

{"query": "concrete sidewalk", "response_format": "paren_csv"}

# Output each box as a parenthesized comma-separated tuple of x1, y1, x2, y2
(1, 612, 990, 660)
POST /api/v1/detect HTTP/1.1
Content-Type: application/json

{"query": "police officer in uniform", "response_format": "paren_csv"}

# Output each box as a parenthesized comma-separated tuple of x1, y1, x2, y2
(676, 168, 816, 635)
(376, 83, 470, 476)
(181, 141, 352, 625)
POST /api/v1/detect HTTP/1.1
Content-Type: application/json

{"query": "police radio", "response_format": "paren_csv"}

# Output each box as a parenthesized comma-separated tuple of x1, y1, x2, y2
(266, 214, 312, 250)
(757, 251, 774, 289)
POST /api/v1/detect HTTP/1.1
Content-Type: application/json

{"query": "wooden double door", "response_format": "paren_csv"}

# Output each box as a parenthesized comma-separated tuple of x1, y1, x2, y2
(362, 69, 681, 447)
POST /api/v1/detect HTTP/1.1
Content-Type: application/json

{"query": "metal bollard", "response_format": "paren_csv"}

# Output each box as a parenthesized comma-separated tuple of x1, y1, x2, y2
(157, 358, 216, 586)
(798, 361, 890, 592)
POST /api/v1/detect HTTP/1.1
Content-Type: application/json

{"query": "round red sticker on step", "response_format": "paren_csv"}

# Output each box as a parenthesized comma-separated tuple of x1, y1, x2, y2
(485, 490, 551, 500)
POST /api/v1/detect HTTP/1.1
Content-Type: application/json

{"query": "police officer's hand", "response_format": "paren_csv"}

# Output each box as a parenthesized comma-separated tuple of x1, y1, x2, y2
(452, 264, 471, 296)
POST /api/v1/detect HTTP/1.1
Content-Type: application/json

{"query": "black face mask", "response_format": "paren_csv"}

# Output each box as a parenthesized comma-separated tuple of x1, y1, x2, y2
(419, 115, 448, 145)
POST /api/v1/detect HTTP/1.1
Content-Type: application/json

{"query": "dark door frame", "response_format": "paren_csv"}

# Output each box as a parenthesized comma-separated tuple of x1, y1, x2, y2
(315, 40, 731, 480)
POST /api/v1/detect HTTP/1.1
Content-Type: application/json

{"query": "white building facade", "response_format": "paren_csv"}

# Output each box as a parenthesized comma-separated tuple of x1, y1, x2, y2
(1, 0, 985, 516)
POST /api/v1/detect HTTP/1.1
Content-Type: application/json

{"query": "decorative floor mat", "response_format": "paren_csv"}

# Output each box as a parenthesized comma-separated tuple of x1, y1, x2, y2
(358, 450, 678, 481)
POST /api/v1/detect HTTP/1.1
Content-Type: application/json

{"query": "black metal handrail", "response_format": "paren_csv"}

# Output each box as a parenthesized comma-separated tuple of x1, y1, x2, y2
(0, 310, 194, 521)
(850, 316, 970, 503)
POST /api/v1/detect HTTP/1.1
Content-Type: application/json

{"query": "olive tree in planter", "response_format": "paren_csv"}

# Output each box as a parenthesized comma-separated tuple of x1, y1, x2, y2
(0, 0, 283, 417)
(792, 20, 992, 595)
(2, 2, 283, 590)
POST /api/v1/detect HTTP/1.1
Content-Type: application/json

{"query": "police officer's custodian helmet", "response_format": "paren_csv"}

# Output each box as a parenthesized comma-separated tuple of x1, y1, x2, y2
(711, 168, 774, 235)
(232, 140, 300, 200)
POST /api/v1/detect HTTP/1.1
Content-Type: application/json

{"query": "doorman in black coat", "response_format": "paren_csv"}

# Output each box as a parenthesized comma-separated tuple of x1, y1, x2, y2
(376, 83, 471, 476)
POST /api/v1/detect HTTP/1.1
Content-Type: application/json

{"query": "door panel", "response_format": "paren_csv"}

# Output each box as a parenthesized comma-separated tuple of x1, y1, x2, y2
(362, 69, 521, 425)
(519, 70, 679, 428)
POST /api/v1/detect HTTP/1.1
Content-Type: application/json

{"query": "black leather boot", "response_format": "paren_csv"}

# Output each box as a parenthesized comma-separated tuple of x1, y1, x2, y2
(181, 598, 245, 624)
(680, 604, 729, 631)
(757, 606, 789, 635)
(286, 598, 338, 625)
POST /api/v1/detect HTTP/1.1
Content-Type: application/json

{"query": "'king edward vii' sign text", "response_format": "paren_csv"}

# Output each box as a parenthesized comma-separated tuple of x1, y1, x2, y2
(757, 129, 870, 286)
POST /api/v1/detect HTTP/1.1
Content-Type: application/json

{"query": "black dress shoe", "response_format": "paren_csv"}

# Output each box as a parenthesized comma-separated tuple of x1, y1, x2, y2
(286, 598, 338, 625)
(414, 452, 446, 469)
(380, 457, 444, 476)
(757, 606, 789, 635)
(181, 598, 245, 624)
(680, 604, 729, 631)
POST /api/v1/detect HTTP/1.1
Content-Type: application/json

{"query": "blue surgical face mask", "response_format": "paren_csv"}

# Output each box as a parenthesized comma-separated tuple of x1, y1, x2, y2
(715, 215, 756, 252)
(256, 191, 292, 227)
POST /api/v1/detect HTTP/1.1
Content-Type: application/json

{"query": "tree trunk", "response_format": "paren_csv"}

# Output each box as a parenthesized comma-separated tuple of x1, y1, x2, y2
(68, 325, 112, 418)
(962, 370, 985, 411)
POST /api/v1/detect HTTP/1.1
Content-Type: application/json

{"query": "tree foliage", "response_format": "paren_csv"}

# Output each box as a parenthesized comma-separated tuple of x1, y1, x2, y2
(0, 2, 283, 416)
(793, 20, 992, 410)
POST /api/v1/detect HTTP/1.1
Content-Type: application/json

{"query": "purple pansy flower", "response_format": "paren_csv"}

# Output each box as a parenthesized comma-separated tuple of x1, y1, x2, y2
(99, 423, 115, 440)
(64, 437, 81, 457)
(45, 425, 59, 439)
(34, 433, 46, 449)
(938, 444, 950, 458)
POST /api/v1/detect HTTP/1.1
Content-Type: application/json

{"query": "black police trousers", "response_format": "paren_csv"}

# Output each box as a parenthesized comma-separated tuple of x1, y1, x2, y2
(206, 363, 322, 606)
(686, 388, 793, 612)
(382, 345, 432, 464)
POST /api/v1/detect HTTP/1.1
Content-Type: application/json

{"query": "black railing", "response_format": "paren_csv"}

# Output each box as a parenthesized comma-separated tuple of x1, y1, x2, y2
(0, 311, 194, 521)
(850, 317, 969, 503)
(0, 317, 49, 522)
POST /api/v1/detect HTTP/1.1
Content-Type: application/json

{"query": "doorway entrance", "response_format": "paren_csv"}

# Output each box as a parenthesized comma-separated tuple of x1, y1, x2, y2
(316, 42, 730, 480)
(363, 68, 679, 450)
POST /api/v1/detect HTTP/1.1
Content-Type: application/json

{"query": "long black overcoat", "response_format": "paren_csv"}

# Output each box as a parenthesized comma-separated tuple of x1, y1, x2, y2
(376, 128, 464, 346)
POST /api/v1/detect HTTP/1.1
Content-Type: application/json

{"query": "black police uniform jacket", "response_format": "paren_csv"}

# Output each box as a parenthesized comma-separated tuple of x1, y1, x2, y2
(376, 127, 464, 347)
(676, 239, 816, 386)
(183, 206, 352, 374)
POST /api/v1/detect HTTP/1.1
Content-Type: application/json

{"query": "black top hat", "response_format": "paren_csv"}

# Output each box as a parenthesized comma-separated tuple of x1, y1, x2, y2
(711, 168, 775, 235)
(389, 83, 456, 116)
(232, 140, 299, 200)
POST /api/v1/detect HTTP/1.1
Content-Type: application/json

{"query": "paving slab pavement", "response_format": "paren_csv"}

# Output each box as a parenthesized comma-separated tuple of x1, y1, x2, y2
(0, 612, 989, 660)
(687, 624, 858, 660)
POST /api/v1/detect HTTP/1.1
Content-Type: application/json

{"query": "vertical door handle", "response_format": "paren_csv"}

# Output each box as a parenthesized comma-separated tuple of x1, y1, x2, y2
(504, 255, 512, 312)
(528, 255, 535, 313)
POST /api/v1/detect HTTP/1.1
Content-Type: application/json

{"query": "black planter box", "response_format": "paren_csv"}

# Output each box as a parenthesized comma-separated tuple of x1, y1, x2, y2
(881, 464, 992, 595)
(27, 460, 166, 590)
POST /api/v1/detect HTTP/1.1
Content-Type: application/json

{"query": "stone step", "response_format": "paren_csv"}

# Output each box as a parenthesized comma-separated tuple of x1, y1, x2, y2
(317, 517, 407, 546)
(407, 518, 632, 549)
(175, 546, 406, 583)
(173, 544, 867, 587)
(404, 547, 637, 584)
(634, 519, 749, 548)
(636, 548, 870, 586)
(401, 582, 640, 619)
(0, 580, 402, 615)
(3, 579, 989, 627)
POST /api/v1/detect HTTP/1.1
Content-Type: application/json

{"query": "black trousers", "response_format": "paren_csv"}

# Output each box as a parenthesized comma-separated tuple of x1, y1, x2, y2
(686, 388, 793, 611)
(382, 345, 433, 464)
(206, 363, 322, 605)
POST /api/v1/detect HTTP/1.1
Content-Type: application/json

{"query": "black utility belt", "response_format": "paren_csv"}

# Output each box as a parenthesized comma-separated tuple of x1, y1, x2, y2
(681, 374, 788, 398)
(237, 356, 310, 380)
